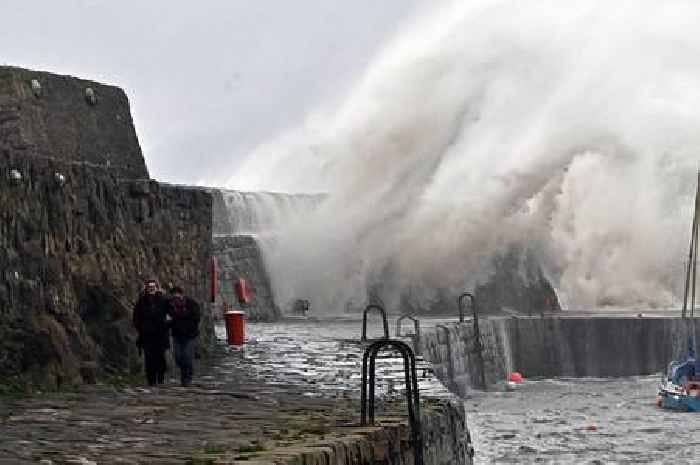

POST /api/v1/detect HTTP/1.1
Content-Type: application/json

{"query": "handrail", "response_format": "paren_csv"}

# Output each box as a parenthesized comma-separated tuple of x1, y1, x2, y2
(361, 304, 389, 341)
(459, 292, 486, 389)
(360, 339, 423, 465)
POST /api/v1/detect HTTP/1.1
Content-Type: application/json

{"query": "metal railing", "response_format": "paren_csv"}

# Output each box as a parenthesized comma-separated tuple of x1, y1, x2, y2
(361, 304, 389, 341)
(458, 292, 486, 389)
(360, 339, 423, 465)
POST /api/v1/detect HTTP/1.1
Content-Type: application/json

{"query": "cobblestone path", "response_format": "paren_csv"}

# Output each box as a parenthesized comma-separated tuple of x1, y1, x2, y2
(1, 319, 449, 464)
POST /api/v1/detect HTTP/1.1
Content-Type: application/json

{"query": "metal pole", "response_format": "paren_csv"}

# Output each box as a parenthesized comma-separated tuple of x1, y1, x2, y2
(693, 219, 698, 318)
(683, 172, 700, 318)
(360, 344, 371, 424)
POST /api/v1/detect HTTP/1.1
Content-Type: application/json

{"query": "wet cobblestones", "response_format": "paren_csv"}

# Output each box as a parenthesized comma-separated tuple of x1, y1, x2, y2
(1, 318, 452, 464)
(214, 319, 450, 400)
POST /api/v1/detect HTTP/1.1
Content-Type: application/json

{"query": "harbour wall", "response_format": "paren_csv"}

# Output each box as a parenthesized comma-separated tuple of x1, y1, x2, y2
(419, 316, 700, 396)
(0, 66, 214, 388)
(212, 234, 279, 321)
(219, 399, 473, 465)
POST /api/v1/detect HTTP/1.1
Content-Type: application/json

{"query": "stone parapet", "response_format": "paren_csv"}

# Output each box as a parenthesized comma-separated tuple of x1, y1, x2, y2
(0, 66, 148, 179)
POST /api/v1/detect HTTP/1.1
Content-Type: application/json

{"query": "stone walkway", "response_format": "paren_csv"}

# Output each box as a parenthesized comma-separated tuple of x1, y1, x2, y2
(1, 319, 451, 464)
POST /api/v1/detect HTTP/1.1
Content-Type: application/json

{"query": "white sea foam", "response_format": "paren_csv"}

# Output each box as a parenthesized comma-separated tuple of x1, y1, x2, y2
(226, 1, 700, 312)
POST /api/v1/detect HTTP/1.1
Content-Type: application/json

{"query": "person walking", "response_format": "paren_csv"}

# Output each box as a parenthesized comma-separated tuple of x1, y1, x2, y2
(133, 279, 170, 386)
(167, 286, 201, 386)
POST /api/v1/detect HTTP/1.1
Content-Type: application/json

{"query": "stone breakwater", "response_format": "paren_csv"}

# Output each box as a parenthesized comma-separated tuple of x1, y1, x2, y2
(419, 315, 700, 394)
(1, 321, 473, 464)
(212, 235, 278, 322)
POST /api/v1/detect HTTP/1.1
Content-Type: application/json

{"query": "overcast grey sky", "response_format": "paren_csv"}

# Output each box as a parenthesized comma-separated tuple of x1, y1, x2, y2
(1, 0, 421, 185)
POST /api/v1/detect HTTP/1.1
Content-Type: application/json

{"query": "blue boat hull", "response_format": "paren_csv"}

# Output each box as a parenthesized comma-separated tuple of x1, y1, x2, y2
(659, 390, 700, 412)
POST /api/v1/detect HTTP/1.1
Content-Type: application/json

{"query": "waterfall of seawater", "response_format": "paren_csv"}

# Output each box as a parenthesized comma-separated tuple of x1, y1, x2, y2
(216, 190, 323, 312)
(218, 190, 321, 236)
(494, 319, 514, 378)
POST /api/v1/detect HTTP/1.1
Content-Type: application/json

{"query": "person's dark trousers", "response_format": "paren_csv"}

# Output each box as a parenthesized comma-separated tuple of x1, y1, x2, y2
(143, 347, 167, 386)
(173, 337, 196, 386)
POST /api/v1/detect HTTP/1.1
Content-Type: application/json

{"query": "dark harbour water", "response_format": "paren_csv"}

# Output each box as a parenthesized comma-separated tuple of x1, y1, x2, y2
(465, 376, 700, 464)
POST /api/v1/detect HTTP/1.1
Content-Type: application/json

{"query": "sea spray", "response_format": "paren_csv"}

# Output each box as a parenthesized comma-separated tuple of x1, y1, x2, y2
(228, 0, 700, 313)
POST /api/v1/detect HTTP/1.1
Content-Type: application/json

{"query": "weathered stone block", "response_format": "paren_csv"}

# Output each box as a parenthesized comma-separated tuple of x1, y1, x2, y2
(0, 66, 149, 179)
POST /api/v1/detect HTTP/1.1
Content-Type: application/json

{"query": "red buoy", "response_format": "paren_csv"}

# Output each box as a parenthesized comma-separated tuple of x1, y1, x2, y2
(508, 372, 524, 382)
(224, 311, 246, 345)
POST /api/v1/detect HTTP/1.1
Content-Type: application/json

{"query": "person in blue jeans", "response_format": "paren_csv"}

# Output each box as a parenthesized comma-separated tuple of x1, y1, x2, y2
(167, 286, 201, 386)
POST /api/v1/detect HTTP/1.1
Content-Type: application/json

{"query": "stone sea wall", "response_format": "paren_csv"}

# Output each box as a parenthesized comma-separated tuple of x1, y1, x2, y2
(0, 154, 213, 388)
(418, 321, 509, 397)
(0, 67, 214, 388)
(193, 399, 472, 465)
(209, 188, 321, 320)
(420, 316, 700, 394)
(212, 235, 279, 321)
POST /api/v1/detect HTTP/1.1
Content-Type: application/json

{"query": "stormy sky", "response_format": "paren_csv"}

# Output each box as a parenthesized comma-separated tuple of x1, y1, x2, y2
(1, 0, 421, 185)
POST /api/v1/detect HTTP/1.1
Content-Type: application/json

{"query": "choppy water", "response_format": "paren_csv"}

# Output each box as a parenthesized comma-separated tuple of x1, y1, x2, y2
(466, 376, 700, 464)
(220, 320, 700, 463)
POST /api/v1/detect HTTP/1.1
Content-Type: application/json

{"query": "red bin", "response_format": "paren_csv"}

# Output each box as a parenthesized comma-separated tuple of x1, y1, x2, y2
(224, 311, 245, 345)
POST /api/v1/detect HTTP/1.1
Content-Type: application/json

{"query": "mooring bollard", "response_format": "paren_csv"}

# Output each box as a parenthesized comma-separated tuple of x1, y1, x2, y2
(224, 310, 245, 345)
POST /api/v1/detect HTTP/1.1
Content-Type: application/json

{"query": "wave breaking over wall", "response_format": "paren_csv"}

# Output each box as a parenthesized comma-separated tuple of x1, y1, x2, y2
(226, 0, 700, 312)
(213, 190, 322, 237)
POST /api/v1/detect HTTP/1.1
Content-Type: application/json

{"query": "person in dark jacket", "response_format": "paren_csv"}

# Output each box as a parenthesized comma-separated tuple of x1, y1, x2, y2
(167, 286, 201, 386)
(133, 279, 170, 386)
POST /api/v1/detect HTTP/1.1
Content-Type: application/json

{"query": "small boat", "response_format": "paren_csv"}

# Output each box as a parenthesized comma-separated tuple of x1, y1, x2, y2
(657, 338, 700, 412)
(657, 172, 700, 412)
